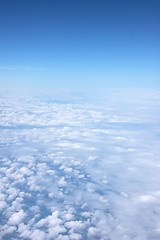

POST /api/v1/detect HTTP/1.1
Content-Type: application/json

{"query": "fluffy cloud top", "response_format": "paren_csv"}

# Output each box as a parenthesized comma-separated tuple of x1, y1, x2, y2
(8, 210, 26, 225)
(0, 89, 160, 240)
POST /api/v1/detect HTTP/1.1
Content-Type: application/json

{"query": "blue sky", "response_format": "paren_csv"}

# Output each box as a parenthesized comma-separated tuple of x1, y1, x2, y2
(0, 0, 160, 89)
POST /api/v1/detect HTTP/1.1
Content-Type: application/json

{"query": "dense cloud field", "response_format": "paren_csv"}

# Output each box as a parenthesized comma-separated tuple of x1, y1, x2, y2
(0, 89, 160, 240)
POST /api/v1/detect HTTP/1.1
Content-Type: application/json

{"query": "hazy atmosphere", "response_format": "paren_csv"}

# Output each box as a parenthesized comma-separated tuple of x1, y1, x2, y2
(0, 1, 160, 240)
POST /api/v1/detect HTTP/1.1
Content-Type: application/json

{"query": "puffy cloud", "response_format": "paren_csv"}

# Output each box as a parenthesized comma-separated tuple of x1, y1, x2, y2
(62, 213, 74, 221)
(6, 188, 20, 201)
(87, 227, 99, 238)
(1, 225, 17, 236)
(58, 177, 67, 187)
(19, 167, 32, 176)
(81, 211, 91, 218)
(56, 235, 70, 240)
(65, 221, 86, 231)
(69, 232, 82, 240)
(0, 201, 8, 211)
(29, 229, 46, 240)
(8, 209, 26, 225)
(18, 223, 31, 238)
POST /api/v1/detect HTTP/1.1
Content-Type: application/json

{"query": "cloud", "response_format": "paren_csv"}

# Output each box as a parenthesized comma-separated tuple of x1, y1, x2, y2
(6, 188, 20, 201)
(29, 229, 46, 240)
(58, 177, 67, 187)
(87, 227, 99, 238)
(8, 210, 26, 225)
(0, 66, 46, 71)
(65, 220, 85, 230)
(69, 232, 82, 240)
(0, 201, 8, 211)
(0, 89, 160, 240)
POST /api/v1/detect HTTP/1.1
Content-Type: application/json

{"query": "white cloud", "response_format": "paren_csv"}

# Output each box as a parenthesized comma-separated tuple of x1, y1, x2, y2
(0, 201, 8, 211)
(29, 205, 40, 213)
(2, 225, 17, 235)
(56, 234, 70, 240)
(0, 193, 6, 201)
(81, 211, 91, 218)
(8, 210, 26, 225)
(58, 177, 67, 187)
(62, 213, 74, 221)
(29, 229, 46, 240)
(139, 195, 157, 203)
(18, 223, 31, 238)
(19, 167, 32, 176)
(69, 232, 82, 240)
(6, 188, 20, 201)
(65, 221, 86, 231)
(87, 227, 99, 237)
(0, 90, 160, 240)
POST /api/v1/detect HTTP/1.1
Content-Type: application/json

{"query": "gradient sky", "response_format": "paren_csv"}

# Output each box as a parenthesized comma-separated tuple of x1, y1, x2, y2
(0, 0, 160, 89)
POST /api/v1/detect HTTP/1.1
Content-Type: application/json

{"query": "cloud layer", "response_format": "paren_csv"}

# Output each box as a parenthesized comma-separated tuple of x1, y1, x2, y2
(0, 89, 160, 240)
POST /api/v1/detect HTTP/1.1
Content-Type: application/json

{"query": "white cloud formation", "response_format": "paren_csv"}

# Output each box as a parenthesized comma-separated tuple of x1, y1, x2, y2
(0, 201, 8, 211)
(8, 210, 26, 225)
(0, 89, 160, 240)
(58, 177, 67, 187)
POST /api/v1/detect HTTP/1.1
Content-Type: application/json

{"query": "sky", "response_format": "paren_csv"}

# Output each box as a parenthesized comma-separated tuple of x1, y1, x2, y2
(0, 0, 160, 89)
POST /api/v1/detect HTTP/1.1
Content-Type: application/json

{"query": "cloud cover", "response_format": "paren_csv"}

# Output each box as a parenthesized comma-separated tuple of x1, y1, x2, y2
(0, 89, 160, 240)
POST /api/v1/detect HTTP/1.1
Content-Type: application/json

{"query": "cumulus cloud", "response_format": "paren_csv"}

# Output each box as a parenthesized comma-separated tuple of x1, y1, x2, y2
(8, 210, 26, 225)
(87, 227, 99, 238)
(58, 177, 67, 187)
(69, 232, 82, 240)
(0, 201, 8, 211)
(65, 220, 86, 231)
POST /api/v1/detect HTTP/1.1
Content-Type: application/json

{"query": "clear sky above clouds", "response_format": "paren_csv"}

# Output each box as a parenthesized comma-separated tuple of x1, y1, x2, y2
(0, 0, 160, 89)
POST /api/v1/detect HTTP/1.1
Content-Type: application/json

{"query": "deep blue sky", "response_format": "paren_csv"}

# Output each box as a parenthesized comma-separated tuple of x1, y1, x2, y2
(0, 0, 160, 89)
